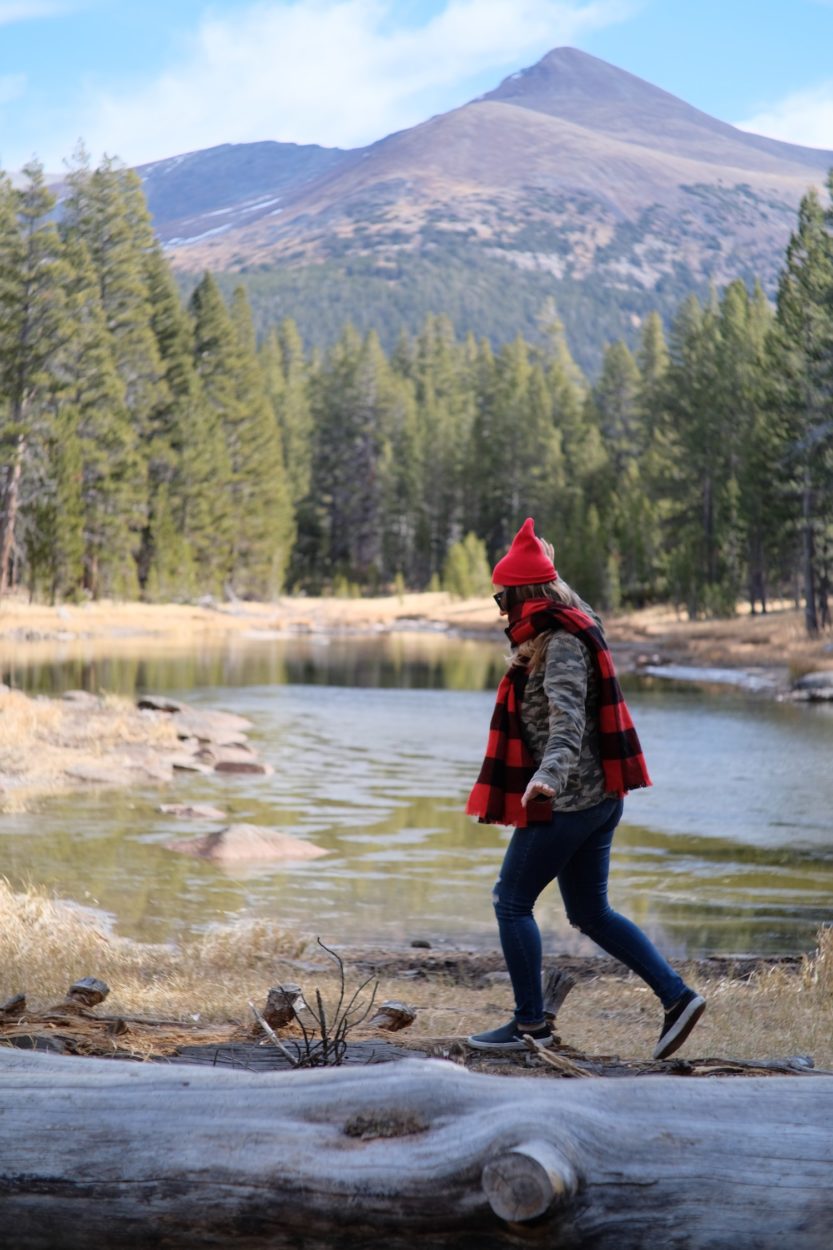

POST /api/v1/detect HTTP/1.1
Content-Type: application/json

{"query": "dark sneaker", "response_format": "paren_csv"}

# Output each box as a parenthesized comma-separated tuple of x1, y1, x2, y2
(653, 989, 706, 1060)
(467, 1020, 554, 1051)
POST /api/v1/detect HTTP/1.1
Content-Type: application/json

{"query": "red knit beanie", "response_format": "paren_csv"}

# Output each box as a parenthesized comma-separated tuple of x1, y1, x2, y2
(492, 518, 557, 586)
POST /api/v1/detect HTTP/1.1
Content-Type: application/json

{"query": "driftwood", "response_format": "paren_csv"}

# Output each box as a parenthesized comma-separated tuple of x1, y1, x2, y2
(1, 1049, 832, 1249)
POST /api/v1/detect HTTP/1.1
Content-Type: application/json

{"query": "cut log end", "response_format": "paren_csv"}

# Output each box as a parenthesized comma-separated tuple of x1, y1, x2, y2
(59, 978, 110, 1012)
(482, 1139, 579, 1224)
(369, 1001, 417, 1032)
(263, 985, 303, 1030)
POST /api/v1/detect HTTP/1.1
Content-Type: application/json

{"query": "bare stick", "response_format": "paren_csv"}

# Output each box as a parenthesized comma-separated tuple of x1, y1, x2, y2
(522, 1035, 591, 1078)
(248, 1001, 299, 1068)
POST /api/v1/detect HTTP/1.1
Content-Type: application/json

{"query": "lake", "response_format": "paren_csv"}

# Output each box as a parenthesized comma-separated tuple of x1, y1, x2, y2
(2, 633, 832, 956)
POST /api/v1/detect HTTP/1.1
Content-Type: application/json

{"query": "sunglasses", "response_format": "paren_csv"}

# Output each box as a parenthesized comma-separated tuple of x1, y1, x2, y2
(493, 590, 509, 610)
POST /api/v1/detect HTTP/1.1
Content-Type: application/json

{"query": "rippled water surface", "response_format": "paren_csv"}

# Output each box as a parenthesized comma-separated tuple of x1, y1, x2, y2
(3, 634, 832, 955)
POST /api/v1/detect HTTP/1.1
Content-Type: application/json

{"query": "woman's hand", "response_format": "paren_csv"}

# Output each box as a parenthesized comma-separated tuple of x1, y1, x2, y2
(521, 778, 556, 808)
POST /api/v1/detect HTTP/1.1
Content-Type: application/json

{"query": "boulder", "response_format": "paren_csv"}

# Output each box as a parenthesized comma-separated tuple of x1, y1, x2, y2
(214, 759, 273, 775)
(165, 823, 327, 864)
(794, 670, 833, 691)
(170, 708, 254, 744)
(792, 670, 833, 701)
(159, 803, 228, 820)
(195, 743, 255, 765)
(137, 695, 186, 713)
(169, 756, 214, 774)
(65, 763, 134, 786)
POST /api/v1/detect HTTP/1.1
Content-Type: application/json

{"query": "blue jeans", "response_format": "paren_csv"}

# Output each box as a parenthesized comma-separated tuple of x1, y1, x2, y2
(492, 796, 687, 1024)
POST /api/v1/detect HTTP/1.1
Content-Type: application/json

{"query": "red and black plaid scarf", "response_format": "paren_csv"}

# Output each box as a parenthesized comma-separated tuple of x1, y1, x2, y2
(466, 598, 651, 827)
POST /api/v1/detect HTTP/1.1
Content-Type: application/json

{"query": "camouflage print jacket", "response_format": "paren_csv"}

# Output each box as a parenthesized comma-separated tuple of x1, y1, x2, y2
(518, 610, 613, 812)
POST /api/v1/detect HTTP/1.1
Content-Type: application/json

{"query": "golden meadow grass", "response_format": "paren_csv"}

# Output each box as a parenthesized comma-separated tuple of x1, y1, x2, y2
(2, 880, 831, 1067)
(0, 689, 180, 812)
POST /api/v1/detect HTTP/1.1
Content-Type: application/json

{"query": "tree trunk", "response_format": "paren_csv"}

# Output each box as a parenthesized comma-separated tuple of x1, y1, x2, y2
(802, 461, 818, 635)
(0, 432, 25, 597)
(1, 1049, 832, 1249)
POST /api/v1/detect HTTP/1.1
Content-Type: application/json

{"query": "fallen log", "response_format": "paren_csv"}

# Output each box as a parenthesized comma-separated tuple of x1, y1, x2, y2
(1, 1050, 832, 1249)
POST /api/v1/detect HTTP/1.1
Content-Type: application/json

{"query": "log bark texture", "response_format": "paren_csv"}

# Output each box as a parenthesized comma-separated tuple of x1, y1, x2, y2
(1, 1049, 832, 1249)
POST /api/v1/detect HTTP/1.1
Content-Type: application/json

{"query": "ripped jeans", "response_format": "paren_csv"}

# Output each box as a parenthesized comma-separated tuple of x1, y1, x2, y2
(492, 796, 687, 1024)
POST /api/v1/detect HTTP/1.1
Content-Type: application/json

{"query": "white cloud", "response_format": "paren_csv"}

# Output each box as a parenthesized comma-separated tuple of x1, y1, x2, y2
(0, 72, 26, 105)
(0, 1, 78, 21)
(736, 81, 833, 151)
(40, 0, 635, 166)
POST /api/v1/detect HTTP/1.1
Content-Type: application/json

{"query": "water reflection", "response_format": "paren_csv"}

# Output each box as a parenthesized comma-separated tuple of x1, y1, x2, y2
(3, 633, 832, 956)
(2, 634, 506, 697)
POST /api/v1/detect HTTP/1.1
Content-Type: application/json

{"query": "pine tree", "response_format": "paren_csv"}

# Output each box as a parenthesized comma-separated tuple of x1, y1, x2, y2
(773, 188, 833, 634)
(406, 316, 476, 584)
(713, 280, 777, 613)
(467, 336, 565, 564)
(636, 312, 670, 439)
(191, 276, 293, 596)
(592, 340, 641, 473)
(261, 319, 314, 506)
(62, 153, 169, 586)
(0, 163, 70, 597)
(660, 292, 736, 616)
(297, 326, 400, 589)
(590, 341, 655, 605)
(59, 237, 143, 598)
(26, 408, 85, 602)
(144, 244, 230, 596)
(536, 318, 610, 600)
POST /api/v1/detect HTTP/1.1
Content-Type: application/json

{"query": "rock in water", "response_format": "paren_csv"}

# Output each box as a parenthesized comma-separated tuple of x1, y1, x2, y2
(159, 803, 228, 820)
(170, 708, 254, 744)
(792, 670, 833, 701)
(214, 759, 273, 775)
(136, 695, 185, 713)
(165, 823, 327, 863)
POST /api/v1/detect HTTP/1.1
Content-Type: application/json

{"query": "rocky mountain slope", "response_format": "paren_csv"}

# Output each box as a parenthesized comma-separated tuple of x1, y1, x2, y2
(141, 48, 833, 365)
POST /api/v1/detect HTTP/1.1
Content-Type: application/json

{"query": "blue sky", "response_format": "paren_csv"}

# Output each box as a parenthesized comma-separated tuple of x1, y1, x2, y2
(2, 0, 832, 171)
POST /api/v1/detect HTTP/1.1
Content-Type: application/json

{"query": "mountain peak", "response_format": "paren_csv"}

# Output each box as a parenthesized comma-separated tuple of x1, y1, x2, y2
(485, 45, 702, 116)
(479, 45, 833, 170)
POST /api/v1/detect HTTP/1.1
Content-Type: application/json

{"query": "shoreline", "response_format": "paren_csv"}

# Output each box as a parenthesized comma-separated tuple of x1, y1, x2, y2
(2, 881, 831, 1068)
(1, 592, 831, 693)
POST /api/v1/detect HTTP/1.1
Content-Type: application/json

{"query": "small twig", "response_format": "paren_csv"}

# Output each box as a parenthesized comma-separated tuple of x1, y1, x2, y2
(315, 988, 330, 1063)
(340, 974, 380, 1026)
(248, 1001, 300, 1068)
(522, 1034, 591, 1078)
(318, 937, 347, 1027)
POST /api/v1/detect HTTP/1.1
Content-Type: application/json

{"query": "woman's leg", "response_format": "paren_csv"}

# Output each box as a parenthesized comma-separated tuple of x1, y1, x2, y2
(556, 802, 687, 1008)
(493, 797, 622, 1024)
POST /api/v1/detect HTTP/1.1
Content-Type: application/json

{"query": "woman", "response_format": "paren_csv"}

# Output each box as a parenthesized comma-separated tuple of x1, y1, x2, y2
(466, 517, 705, 1060)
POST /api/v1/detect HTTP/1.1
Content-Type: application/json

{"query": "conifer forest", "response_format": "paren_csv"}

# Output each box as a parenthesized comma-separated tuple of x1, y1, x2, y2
(1, 158, 832, 633)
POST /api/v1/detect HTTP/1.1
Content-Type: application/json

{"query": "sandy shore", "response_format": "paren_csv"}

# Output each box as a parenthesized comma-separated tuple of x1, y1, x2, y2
(1, 591, 831, 678)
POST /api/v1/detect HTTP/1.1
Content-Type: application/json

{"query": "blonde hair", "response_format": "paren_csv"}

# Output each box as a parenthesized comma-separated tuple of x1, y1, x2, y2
(507, 579, 584, 674)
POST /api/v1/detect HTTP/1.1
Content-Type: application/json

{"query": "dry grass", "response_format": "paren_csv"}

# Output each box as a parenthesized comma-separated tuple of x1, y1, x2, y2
(0, 880, 307, 1020)
(3, 881, 831, 1068)
(0, 689, 180, 812)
